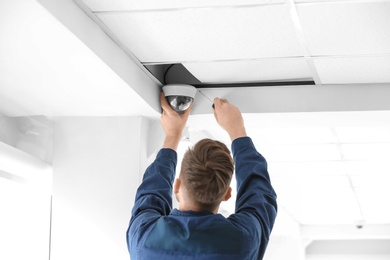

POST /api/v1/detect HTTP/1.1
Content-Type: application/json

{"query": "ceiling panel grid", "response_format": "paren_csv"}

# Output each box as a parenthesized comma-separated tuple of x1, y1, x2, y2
(79, 0, 390, 85)
(296, 1, 390, 56)
(81, 0, 286, 13)
(296, 1, 390, 84)
(183, 59, 312, 84)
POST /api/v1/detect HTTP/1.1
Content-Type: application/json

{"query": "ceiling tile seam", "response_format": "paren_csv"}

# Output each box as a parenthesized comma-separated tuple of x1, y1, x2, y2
(346, 174, 366, 223)
(140, 53, 390, 66)
(73, 0, 162, 86)
(141, 56, 308, 66)
(330, 126, 366, 223)
(287, 0, 322, 85)
(141, 52, 390, 65)
(279, 204, 303, 225)
(311, 53, 390, 59)
(90, 3, 286, 14)
(329, 127, 345, 162)
(296, 0, 390, 5)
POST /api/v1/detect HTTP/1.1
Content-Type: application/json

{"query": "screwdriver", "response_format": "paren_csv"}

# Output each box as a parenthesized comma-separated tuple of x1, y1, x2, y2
(198, 90, 215, 109)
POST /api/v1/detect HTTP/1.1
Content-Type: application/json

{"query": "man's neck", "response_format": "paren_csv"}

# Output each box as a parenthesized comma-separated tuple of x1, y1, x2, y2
(179, 204, 219, 214)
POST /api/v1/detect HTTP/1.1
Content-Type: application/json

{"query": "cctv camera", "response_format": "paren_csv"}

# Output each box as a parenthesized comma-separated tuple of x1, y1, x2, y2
(162, 84, 197, 114)
(354, 219, 365, 229)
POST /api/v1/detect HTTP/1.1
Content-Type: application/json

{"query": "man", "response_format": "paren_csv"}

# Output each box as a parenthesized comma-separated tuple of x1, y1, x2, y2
(127, 93, 277, 259)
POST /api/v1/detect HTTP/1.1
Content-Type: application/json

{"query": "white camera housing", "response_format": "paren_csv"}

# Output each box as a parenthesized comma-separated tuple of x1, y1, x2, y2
(162, 84, 197, 114)
(354, 219, 365, 229)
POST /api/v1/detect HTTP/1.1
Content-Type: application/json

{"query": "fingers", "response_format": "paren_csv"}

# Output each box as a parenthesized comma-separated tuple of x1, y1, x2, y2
(213, 97, 228, 123)
(160, 92, 169, 110)
(213, 97, 228, 108)
(160, 92, 168, 111)
(181, 100, 193, 119)
(160, 92, 175, 115)
(213, 98, 229, 114)
(160, 91, 193, 119)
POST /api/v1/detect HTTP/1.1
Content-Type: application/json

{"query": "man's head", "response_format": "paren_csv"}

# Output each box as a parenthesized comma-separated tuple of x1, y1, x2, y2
(174, 138, 234, 213)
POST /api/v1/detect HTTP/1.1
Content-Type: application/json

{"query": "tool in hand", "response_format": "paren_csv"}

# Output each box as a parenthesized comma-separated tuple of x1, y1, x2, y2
(198, 90, 215, 109)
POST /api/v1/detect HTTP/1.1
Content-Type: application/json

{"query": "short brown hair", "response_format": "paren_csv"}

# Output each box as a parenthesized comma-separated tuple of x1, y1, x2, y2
(180, 139, 234, 210)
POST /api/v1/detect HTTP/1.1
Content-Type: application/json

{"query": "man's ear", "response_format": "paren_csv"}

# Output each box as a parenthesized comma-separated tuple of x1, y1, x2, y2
(173, 178, 181, 202)
(173, 178, 181, 194)
(223, 187, 232, 201)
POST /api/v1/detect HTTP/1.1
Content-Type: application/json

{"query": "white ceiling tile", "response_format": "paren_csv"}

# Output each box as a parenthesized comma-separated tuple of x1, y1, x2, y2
(297, 2, 390, 56)
(314, 56, 390, 84)
(237, 111, 390, 129)
(261, 144, 341, 162)
(270, 175, 341, 219)
(96, 5, 304, 62)
(344, 161, 390, 176)
(342, 143, 390, 161)
(351, 175, 390, 188)
(250, 127, 336, 145)
(300, 175, 351, 188)
(183, 59, 312, 84)
(81, 0, 285, 12)
(356, 188, 390, 223)
(298, 187, 361, 225)
(269, 161, 347, 176)
(335, 126, 390, 143)
(270, 176, 358, 224)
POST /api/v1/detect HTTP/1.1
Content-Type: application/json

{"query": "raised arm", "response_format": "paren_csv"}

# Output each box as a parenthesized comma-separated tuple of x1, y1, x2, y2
(213, 97, 247, 141)
(127, 92, 191, 257)
(161, 92, 192, 151)
(213, 98, 277, 259)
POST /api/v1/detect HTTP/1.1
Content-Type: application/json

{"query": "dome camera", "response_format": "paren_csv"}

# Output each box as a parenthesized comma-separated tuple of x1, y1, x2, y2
(354, 219, 365, 229)
(162, 84, 197, 114)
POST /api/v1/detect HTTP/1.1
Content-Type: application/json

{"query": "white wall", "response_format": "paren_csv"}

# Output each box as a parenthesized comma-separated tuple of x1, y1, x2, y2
(0, 115, 52, 260)
(50, 116, 155, 260)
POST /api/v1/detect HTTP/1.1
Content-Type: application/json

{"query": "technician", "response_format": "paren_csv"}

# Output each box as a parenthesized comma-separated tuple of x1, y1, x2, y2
(127, 93, 277, 259)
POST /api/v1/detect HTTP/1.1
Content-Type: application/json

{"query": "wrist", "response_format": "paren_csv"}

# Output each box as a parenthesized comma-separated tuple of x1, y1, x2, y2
(228, 127, 247, 141)
(163, 135, 182, 150)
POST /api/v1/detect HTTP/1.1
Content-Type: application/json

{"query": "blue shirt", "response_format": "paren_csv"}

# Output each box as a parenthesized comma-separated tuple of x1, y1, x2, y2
(127, 137, 277, 259)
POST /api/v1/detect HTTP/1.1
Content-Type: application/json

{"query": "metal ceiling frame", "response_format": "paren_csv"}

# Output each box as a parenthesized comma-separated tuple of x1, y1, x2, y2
(38, 0, 390, 116)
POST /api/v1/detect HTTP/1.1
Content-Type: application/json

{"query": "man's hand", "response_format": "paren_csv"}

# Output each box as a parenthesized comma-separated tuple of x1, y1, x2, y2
(213, 98, 247, 141)
(160, 92, 192, 150)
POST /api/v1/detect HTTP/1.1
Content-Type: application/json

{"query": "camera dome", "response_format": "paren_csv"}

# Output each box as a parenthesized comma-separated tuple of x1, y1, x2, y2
(162, 84, 197, 114)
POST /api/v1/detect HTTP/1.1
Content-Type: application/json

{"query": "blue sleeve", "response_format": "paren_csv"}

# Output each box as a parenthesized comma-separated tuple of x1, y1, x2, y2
(228, 137, 277, 260)
(126, 148, 177, 257)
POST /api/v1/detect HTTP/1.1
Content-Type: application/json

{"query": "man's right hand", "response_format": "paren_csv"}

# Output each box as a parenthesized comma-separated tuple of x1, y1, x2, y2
(213, 98, 247, 141)
(160, 92, 192, 150)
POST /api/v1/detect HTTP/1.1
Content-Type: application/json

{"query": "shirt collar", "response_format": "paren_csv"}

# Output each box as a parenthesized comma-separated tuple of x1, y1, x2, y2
(171, 208, 214, 216)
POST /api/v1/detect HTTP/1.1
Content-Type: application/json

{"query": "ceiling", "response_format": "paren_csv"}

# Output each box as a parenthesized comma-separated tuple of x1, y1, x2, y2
(1, 0, 390, 117)
(183, 111, 390, 227)
(1, 0, 390, 245)
(78, 0, 390, 85)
